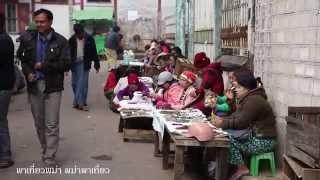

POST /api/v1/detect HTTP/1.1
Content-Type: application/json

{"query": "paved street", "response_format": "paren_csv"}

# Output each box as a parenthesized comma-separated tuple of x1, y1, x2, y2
(0, 64, 174, 180)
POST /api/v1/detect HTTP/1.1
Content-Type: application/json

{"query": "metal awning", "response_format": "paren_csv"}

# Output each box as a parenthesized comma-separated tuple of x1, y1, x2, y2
(72, 7, 113, 21)
(217, 55, 248, 71)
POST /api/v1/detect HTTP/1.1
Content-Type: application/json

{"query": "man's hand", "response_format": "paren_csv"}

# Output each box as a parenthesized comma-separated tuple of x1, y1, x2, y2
(34, 62, 43, 70)
(27, 73, 36, 82)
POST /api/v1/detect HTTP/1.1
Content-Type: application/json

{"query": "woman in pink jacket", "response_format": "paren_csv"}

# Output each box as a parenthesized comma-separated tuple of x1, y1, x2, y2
(154, 70, 198, 110)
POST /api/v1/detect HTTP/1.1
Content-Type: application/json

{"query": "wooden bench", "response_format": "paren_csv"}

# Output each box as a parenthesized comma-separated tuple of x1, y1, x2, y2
(283, 155, 320, 180)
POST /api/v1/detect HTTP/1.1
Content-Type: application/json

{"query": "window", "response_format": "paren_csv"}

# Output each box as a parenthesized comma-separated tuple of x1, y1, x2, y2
(41, 0, 68, 3)
(6, 4, 17, 33)
(87, 0, 111, 2)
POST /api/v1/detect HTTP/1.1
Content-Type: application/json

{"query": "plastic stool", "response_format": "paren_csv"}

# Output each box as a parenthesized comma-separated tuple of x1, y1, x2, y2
(250, 152, 276, 176)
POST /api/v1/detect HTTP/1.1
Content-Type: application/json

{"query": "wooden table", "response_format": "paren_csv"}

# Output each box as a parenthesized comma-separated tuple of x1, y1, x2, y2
(119, 109, 154, 142)
(162, 128, 230, 180)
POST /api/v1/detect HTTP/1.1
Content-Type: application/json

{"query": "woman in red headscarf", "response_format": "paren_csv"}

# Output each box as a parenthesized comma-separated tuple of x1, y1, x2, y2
(116, 73, 149, 101)
(191, 52, 224, 115)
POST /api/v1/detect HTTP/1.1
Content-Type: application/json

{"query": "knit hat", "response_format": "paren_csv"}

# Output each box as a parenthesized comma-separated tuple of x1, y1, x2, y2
(233, 69, 257, 90)
(149, 42, 157, 51)
(194, 52, 210, 69)
(128, 73, 139, 85)
(157, 71, 173, 85)
(180, 71, 197, 84)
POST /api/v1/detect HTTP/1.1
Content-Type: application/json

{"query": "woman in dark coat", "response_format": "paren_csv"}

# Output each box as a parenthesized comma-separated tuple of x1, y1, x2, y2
(212, 69, 277, 180)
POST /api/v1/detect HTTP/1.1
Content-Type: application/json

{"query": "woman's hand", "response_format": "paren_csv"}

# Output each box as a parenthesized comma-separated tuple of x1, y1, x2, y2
(211, 114, 223, 128)
(225, 89, 234, 100)
(148, 92, 156, 98)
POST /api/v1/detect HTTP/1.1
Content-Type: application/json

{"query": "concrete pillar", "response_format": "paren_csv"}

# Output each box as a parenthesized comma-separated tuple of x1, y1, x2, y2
(247, 0, 255, 71)
(175, 0, 186, 55)
(213, 0, 222, 60)
(187, 0, 194, 59)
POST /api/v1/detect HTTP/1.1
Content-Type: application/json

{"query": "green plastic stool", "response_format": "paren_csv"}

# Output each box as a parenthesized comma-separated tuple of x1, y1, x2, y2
(250, 152, 276, 176)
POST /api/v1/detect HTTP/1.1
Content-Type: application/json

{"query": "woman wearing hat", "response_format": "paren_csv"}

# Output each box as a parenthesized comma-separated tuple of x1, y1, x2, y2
(116, 73, 149, 102)
(191, 52, 225, 115)
(166, 70, 198, 110)
(211, 69, 277, 180)
(149, 71, 175, 108)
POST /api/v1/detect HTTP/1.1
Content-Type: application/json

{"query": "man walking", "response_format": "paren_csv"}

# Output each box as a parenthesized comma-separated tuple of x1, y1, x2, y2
(0, 13, 15, 169)
(69, 24, 100, 111)
(17, 9, 71, 167)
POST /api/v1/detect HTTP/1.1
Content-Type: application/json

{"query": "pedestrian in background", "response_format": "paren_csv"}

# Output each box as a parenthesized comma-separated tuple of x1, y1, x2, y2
(17, 9, 71, 167)
(69, 23, 100, 111)
(0, 12, 15, 169)
(105, 26, 121, 70)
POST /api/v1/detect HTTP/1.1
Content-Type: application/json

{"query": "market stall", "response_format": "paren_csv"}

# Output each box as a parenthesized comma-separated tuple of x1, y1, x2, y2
(153, 109, 230, 180)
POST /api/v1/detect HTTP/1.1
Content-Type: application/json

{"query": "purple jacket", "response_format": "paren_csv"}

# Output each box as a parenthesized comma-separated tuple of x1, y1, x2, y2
(117, 82, 150, 101)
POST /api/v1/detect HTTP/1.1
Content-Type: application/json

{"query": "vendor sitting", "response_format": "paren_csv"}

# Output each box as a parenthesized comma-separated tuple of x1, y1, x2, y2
(166, 70, 198, 110)
(116, 73, 150, 101)
(150, 71, 175, 108)
(211, 69, 276, 180)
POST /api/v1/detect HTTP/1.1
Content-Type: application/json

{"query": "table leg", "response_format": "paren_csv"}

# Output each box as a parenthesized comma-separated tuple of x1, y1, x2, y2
(215, 147, 229, 180)
(154, 132, 160, 157)
(118, 117, 124, 133)
(162, 129, 170, 169)
(174, 145, 184, 180)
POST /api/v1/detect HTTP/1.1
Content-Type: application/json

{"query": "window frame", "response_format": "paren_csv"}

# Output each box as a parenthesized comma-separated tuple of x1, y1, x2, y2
(87, 0, 111, 2)
(5, 3, 18, 34)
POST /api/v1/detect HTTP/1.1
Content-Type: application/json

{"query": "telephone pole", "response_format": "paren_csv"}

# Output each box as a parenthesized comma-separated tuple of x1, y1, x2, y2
(157, 0, 162, 39)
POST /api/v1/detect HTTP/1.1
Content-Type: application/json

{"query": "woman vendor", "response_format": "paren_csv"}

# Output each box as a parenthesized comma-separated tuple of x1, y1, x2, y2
(211, 69, 277, 180)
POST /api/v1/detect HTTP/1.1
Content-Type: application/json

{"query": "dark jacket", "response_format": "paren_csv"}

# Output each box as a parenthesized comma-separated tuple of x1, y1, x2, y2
(17, 29, 71, 94)
(105, 31, 119, 50)
(0, 32, 15, 91)
(222, 88, 276, 138)
(69, 33, 100, 71)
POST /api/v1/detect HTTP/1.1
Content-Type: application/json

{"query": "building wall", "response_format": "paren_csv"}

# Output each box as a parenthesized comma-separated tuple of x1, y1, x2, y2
(254, 0, 320, 161)
(192, 0, 222, 61)
(35, 4, 71, 38)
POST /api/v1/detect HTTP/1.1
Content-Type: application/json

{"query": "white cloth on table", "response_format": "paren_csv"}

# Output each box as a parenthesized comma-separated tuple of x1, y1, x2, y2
(152, 110, 166, 140)
(118, 98, 154, 111)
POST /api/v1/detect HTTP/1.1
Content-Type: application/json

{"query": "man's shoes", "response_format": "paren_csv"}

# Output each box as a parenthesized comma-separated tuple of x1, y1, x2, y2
(82, 105, 89, 111)
(0, 159, 14, 169)
(73, 104, 79, 109)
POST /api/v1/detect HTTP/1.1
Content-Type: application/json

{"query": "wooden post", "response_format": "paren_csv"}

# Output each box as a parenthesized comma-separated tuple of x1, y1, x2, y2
(215, 148, 229, 180)
(157, 0, 161, 39)
(174, 146, 185, 180)
(154, 132, 160, 157)
(162, 129, 170, 169)
(113, 0, 118, 21)
(80, 0, 84, 10)
(68, 0, 73, 35)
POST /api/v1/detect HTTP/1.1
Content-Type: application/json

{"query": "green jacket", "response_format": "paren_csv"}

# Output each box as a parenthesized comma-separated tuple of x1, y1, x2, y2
(222, 88, 276, 138)
(17, 29, 71, 94)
